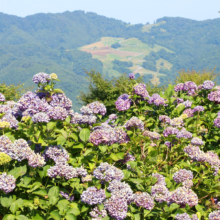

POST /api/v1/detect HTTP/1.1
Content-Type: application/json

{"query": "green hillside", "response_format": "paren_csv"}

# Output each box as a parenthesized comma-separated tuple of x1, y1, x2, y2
(0, 11, 219, 109)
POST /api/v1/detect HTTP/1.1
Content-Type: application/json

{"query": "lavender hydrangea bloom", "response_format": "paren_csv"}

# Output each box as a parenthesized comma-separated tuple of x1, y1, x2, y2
(1, 113, 18, 129)
(209, 211, 220, 220)
(0, 172, 16, 193)
(115, 94, 132, 111)
(214, 117, 220, 128)
(191, 137, 204, 146)
(60, 191, 74, 201)
(152, 173, 166, 185)
(169, 187, 198, 207)
(173, 169, 193, 183)
(47, 106, 68, 121)
(165, 141, 172, 148)
(175, 213, 191, 220)
(182, 179, 194, 189)
(129, 73, 135, 79)
(49, 93, 72, 110)
(33, 72, 50, 84)
(90, 207, 107, 218)
(109, 114, 117, 120)
(143, 130, 161, 140)
(151, 184, 170, 203)
(32, 112, 50, 123)
(183, 108, 194, 118)
(124, 117, 144, 130)
(163, 127, 179, 137)
(133, 83, 149, 98)
(104, 196, 128, 220)
(76, 167, 88, 177)
(81, 101, 106, 116)
(0, 93, 5, 102)
(170, 117, 184, 128)
(28, 153, 46, 168)
(193, 106, 204, 113)
(208, 90, 220, 102)
(174, 83, 184, 92)
(174, 98, 184, 104)
(176, 128, 192, 139)
(159, 115, 171, 124)
(133, 192, 154, 210)
(183, 81, 198, 95)
(203, 80, 215, 90)
(44, 146, 69, 163)
(70, 112, 97, 125)
(47, 163, 78, 180)
(93, 162, 124, 182)
(183, 100, 192, 108)
(81, 187, 106, 205)
(148, 94, 166, 106)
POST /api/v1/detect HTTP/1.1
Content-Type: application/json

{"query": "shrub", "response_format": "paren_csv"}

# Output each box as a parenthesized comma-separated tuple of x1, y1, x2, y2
(1, 72, 220, 219)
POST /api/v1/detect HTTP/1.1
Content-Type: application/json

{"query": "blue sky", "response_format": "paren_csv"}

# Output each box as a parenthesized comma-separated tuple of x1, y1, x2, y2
(1, 0, 220, 24)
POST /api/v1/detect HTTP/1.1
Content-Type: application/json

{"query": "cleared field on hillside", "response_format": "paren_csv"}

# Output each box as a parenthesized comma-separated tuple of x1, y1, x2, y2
(79, 37, 173, 84)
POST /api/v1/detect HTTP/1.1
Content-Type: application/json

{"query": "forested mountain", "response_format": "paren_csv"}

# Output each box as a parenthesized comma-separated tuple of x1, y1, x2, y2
(0, 11, 219, 109)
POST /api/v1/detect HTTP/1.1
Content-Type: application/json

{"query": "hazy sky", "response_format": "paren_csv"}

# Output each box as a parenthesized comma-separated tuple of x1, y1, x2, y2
(1, 0, 220, 24)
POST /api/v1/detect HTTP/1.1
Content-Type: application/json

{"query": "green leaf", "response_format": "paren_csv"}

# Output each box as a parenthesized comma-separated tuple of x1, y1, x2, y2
(69, 133, 78, 142)
(32, 189, 47, 197)
(47, 122, 56, 131)
(79, 128, 90, 142)
(38, 165, 50, 179)
(65, 214, 76, 220)
(31, 214, 44, 220)
(50, 211, 61, 220)
(49, 196, 59, 206)
(16, 216, 29, 220)
(66, 208, 81, 216)
(57, 135, 66, 145)
(110, 153, 119, 161)
(53, 89, 64, 93)
(8, 165, 27, 179)
(116, 152, 125, 160)
(169, 203, 179, 212)
(1, 196, 13, 208)
(10, 199, 23, 214)
(3, 215, 16, 220)
(81, 205, 89, 212)
(57, 200, 70, 215)
(48, 186, 60, 198)
(122, 170, 130, 179)
(134, 214, 141, 220)
(99, 145, 107, 153)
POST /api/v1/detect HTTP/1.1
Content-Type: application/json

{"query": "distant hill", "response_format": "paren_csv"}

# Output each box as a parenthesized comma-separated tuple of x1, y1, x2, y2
(0, 11, 219, 109)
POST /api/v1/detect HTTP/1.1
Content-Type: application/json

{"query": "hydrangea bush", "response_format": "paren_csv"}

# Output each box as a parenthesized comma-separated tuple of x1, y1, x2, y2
(0, 73, 220, 219)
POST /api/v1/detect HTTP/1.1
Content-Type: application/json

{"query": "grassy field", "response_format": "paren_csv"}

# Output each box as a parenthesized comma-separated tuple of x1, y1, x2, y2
(79, 37, 173, 85)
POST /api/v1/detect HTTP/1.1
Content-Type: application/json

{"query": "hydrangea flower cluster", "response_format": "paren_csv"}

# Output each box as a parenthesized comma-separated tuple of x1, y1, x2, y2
(170, 117, 184, 128)
(0, 172, 16, 193)
(93, 162, 124, 182)
(0, 152, 11, 165)
(175, 81, 197, 95)
(173, 169, 193, 184)
(159, 115, 171, 124)
(124, 116, 144, 130)
(129, 73, 135, 79)
(193, 106, 204, 113)
(81, 187, 106, 205)
(191, 137, 204, 145)
(152, 173, 166, 185)
(28, 153, 46, 168)
(151, 184, 170, 203)
(49, 93, 72, 110)
(143, 130, 161, 140)
(175, 213, 198, 220)
(32, 112, 50, 123)
(183, 100, 192, 108)
(90, 207, 107, 219)
(176, 128, 193, 139)
(148, 94, 167, 106)
(209, 210, 220, 220)
(0, 93, 5, 102)
(89, 126, 129, 145)
(202, 80, 215, 90)
(163, 127, 179, 137)
(174, 83, 184, 92)
(115, 94, 132, 111)
(133, 192, 154, 210)
(70, 112, 97, 125)
(44, 146, 69, 163)
(208, 90, 220, 102)
(47, 106, 68, 121)
(133, 83, 149, 98)
(32, 72, 50, 84)
(80, 101, 106, 116)
(1, 113, 18, 129)
(81, 175, 92, 183)
(214, 116, 220, 128)
(183, 108, 194, 118)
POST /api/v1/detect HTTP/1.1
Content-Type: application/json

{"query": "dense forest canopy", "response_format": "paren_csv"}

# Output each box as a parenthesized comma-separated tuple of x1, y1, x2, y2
(0, 11, 219, 109)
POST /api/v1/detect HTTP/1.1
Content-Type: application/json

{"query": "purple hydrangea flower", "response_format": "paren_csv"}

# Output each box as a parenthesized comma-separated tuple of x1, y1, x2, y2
(193, 106, 204, 113)
(165, 141, 171, 148)
(133, 83, 149, 98)
(70, 112, 97, 125)
(47, 106, 68, 121)
(90, 207, 107, 218)
(148, 94, 166, 106)
(93, 162, 124, 182)
(44, 146, 69, 163)
(0, 172, 16, 193)
(28, 153, 46, 168)
(182, 179, 194, 189)
(169, 187, 198, 207)
(32, 112, 50, 123)
(129, 73, 135, 79)
(202, 80, 215, 90)
(76, 167, 88, 177)
(183, 100, 192, 108)
(163, 127, 179, 137)
(81, 101, 106, 116)
(115, 94, 132, 111)
(152, 173, 166, 185)
(174, 98, 184, 104)
(176, 128, 192, 139)
(104, 196, 128, 220)
(151, 184, 170, 203)
(209, 211, 220, 220)
(175, 213, 191, 220)
(208, 90, 220, 102)
(214, 117, 220, 128)
(49, 93, 72, 110)
(81, 187, 106, 205)
(191, 137, 204, 146)
(159, 115, 171, 124)
(170, 117, 184, 128)
(1, 113, 18, 129)
(133, 192, 154, 210)
(0, 93, 5, 102)
(60, 191, 74, 201)
(174, 83, 184, 92)
(183, 108, 194, 118)
(124, 117, 144, 130)
(183, 81, 198, 95)
(173, 169, 193, 183)
(33, 72, 50, 84)
(143, 130, 161, 140)
(109, 114, 117, 120)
